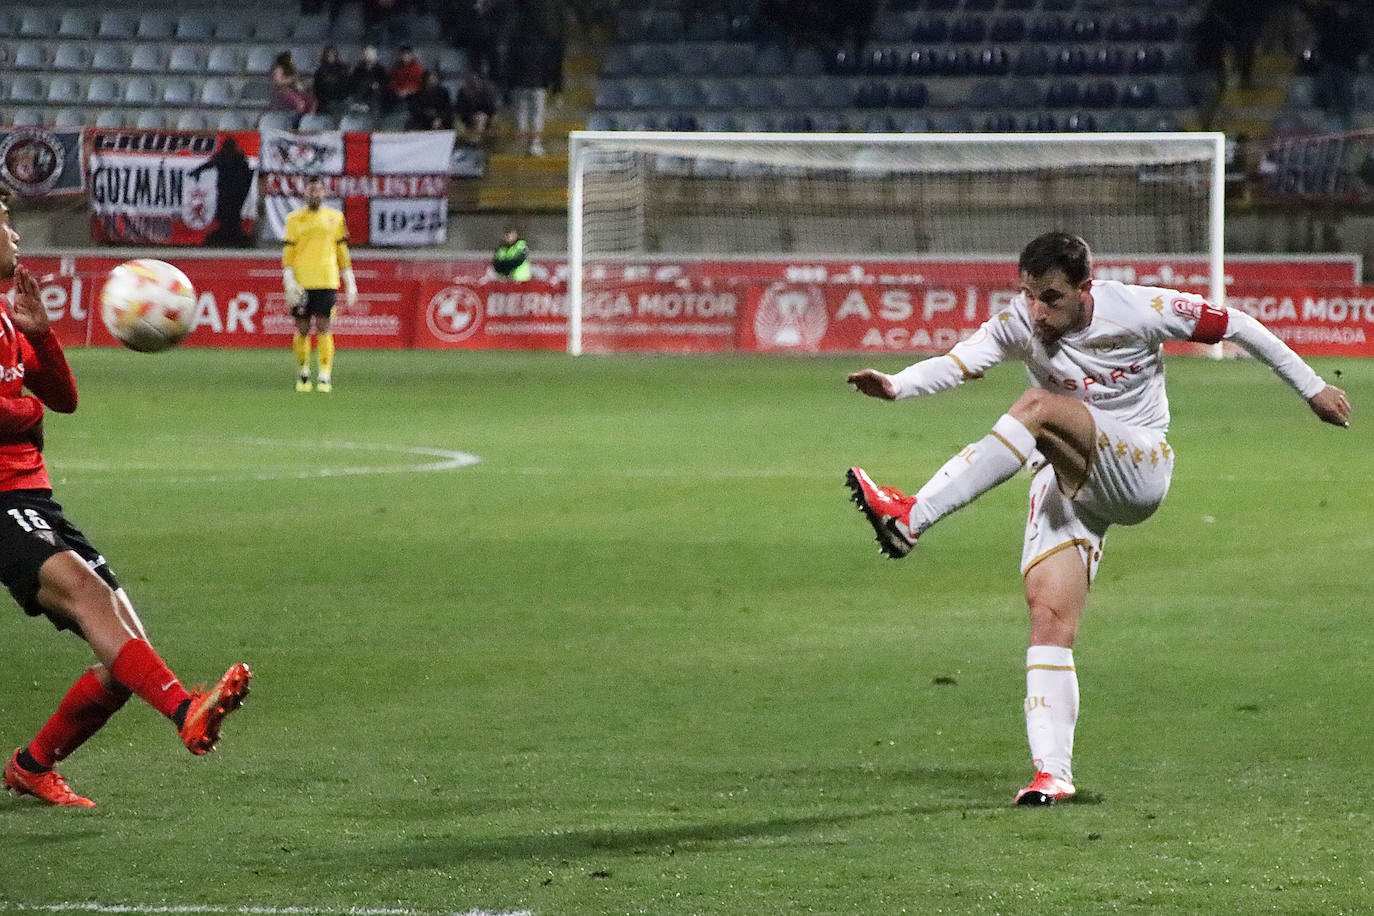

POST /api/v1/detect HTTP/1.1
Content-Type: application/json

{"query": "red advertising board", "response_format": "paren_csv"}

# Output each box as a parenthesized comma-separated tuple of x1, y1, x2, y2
(19, 252, 1374, 357)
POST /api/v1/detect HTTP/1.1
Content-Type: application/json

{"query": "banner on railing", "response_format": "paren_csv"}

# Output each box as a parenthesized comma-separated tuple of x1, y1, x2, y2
(86, 130, 260, 244)
(18, 253, 1374, 357)
(258, 129, 454, 246)
(0, 127, 85, 198)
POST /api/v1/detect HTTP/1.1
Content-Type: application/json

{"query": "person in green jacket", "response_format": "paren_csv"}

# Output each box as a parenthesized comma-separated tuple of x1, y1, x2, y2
(492, 227, 532, 281)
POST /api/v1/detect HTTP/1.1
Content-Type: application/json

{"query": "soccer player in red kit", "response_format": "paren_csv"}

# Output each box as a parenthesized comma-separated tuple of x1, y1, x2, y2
(0, 191, 251, 807)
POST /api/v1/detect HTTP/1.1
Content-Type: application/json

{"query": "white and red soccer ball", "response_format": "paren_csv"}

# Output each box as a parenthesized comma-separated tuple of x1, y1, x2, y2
(99, 258, 196, 353)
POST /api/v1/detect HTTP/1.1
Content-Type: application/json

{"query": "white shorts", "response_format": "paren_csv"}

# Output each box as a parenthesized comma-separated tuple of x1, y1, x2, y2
(1021, 405, 1175, 583)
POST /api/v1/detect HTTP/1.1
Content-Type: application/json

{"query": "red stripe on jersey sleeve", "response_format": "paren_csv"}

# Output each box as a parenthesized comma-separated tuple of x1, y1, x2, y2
(1188, 303, 1229, 344)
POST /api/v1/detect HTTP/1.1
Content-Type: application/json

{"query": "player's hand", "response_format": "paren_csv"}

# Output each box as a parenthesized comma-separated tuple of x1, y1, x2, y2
(284, 280, 305, 308)
(847, 369, 898, 400)
(1309, 384, 1351, 428)
(9, 266, 48, 336)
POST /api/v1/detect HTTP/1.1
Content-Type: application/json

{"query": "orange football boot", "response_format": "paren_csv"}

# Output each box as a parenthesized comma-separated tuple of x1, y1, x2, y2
(1015, 770, 1077, 806)
(179, 663, 252, 755)
(4, 749, 95, 807)
(845, 466, 919, 558)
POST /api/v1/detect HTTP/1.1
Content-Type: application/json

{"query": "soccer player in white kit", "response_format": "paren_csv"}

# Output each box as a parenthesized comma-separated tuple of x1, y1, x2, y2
(845, 232, 1351, 805)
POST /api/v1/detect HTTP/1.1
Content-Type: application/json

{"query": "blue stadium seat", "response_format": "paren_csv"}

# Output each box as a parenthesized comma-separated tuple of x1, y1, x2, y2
(1005, 80, 1042, 108)
(855, 81, 891, 108)
(1001, 0, 1034, 9)
(926, 0, 958, 10)
(1046, 81, 1082, 107)
(864, 113, 895, 132)
(636, 45, 678, 77)
(9, 77, 43, 104)
(1121, 81, 1158, 108)
(12, 43, 48, 70)
(1029, 16, 1065, 43)
(1088, 47, 1125, 74)
(584, 112, 616, 131)
(602, 45, 634, 77)
(10, 109, 46, 127)
(754, 44, 788, 76)
(53, 44, 90, 71)
(136, 12, 175, 41)
(777, 80, 820, 108)
(893, 81, 928, 108)
(206, 46, 243, 75)
(1068, 17, 1101, 41)
(963, 0, 997, 11)
(1157, 79, 1189, 109)
(811, 111, 848, 132)
(594, 81, 631, 108)
(1107, 15, 1143, 41)
(792, 46, 825, 76)
(254, 19, 292, 43)
(86, 77, 121, 106)
(778, 111, 814, 132)
(292, 15, 329, 42)
(176, 14, 214, 41)
(983, 113, 1016, 132)
(969, 79, 1005, 108)
(897, 113, 935, 132)
(214, 20, 253, 42)
(123, 78, 158, 106)
(91, 45, 130, 72)
(175, 111, 211, 131)
(17, 10, 55, 39)
(130, 45, 164, 73)
(298, 112, 336, 131)
(162, 80, 194, 106)
(246, 46, 279, 74)
(904, 49, 938, 76)
(936, 114, 975, 132)
(94, 109, 127, 128)
(936, 48, 973, 76)
(169, 46, 204, 74)
(829, 48, 860, 76)
(1054, 48, 1088, 75)
(699, 113, 737, 132)
(1013, 46, 1051, 76)
(666, 78, 706, 108)
(950, 16, 987, 43)
(1102, 112, 1139, 132)
(863, 48, 901, 75)
(258, 111, 298, 131)
(663, 112, 698, 131)
(911, 15, 949, 43)
(872, 16, 911, 43)
(1041, 0, 1075, 10)
(134, 109, 168, 129)
(817, 80, 855, 108)
(239, 81, 271, 108)
(337, 112, 375, 132)
(1065, 112, 1097, 131)
(1129, 47, 1166, 74)
(97, 12, 137, 40)
(1144, 15, 1179, 42)
(989, 16, 1026, 43)
(1023, 112, 1058, 131)
(629, 80, 669, 108)
(679, 45, 716, 77)
(716, 44, 757, 77)
(200, 78, 238, 107)
(46, 77, 80, 105)
(741, 80, 777, 108)
(701, 80, 744, 109)
(56, 11, 92, 39)
(1081, 80, 1119, 107)
(974, 47, 1011, 75)
(685, 12, 729, 41)
(53, 108, 86, 127)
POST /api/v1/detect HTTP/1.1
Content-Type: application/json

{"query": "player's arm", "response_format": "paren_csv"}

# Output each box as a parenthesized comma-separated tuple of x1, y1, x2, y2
(848, 309, 1016, 401)
(1167, 294, 1350, 428)
(282, 216, 304, 306)
(337, 230, 356, 307)
(11, 265, 75, 415)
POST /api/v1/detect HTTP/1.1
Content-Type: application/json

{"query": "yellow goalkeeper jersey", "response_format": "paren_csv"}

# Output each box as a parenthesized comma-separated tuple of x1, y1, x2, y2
(282, 206, 351, 290)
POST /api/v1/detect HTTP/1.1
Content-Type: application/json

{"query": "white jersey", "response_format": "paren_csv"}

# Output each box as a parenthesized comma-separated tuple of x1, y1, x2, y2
(889, 280, 1327, 434)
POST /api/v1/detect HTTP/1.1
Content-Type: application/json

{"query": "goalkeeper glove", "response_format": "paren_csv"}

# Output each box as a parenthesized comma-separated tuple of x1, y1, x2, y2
(282, 268, 305, 307)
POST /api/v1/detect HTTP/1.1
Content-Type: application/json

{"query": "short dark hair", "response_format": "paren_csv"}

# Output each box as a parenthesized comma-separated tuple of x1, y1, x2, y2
(1018, 232, 1093, 285)
(306, 175, 324, 186)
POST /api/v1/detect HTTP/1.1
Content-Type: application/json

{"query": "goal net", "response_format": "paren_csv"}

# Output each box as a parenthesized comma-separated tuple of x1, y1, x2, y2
(567, 131, 1225, 355)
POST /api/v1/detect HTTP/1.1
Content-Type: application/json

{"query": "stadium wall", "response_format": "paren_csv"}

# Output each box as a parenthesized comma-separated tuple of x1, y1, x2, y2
(31, 250, 1374, 357)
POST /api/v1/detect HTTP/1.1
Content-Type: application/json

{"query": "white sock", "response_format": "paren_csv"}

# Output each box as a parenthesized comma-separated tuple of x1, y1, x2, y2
(910, 414, 1035, 534)
(1024, 645, 1078, 781)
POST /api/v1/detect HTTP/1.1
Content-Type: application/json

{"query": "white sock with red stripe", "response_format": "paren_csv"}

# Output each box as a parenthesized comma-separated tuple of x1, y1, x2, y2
(910, 414, 1036, 534)
(1025, 645, 1078, 781)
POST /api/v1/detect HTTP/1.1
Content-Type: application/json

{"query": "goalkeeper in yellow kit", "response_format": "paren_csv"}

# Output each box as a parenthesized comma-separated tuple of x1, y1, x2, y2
(282, 176, 356, 393)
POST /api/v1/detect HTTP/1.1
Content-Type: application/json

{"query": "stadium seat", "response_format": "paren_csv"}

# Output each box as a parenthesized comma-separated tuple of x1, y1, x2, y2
(974, 47, 1011, 75)
(1014, 46, 1051, 76)
(635, 46, 677, 77)
(214, 20, 253, 42)
(53, 44, 91, 71)
(964, 0, 997, 10)
(594, 81, 631, 109)
(201, 78, 237, 107)
(936, 48, 973, 77)
(56, 11, 93, 39)
(163, 80, 195, 106)
(1068, 17, 1102, 42)
(1005, 80, 1042, 108)
(1041, 0, 1074, 10)
(1107, 16, 1144, 41)
(176, 14, 214, 41)
(292, 15, 329, 41)
(810, 111, 847, 133)
(135, 12, 175, 41)
(601, 45, 634, 78)
(1065, 112, 1098, 131)
(1144, 15, 1179, 42)
(663, 112, 698, 131)
(246, 46, 279, 75)
(630, 79, 671, 108)
(8, 77, 42, 104)
(969, 79, 1005, 109)
(1023, 112, 1058, 131)
(96, 12, 137, 40)
(175, 111, 210, 130)
(52, 108, 85, 127)
(91, 46, 131, 72)
(684, 12, 729, 41)
(1002, 0, 1034, 9)
(1046, 81, 1082, 107)
(863, 113, 895, 132)
(872, 16, 910, 43)
(666, 78, 705, 108)
(989, 16, 1026, 42)
(217, 110, 255, 131)
(94, 109, 127, 128)
(775, 80, 819, 109)
(1286, 78, 1316, 109)
(435, 48, 469, 78)
(46, 77, 81, 105)
(254, 19, 292, 43)
(584, 112, 617, 131)
(892, 81, 928, 108)
(1102, 112, 1139, 132)
(983, 113, 1016, 132)
(701, 81, 744, 109)
(950, 16, 987, 43)
(86, 77, 121, 106)
(239, 81, 272, 108)
(1088, 47, 1125, 75)
(259, 110, 298, 130)
(1054, 48, 1088, 75)
(936, 114, 975, 132)
(817, 80, 855, 108)
(911, 15, 949, 43)
(205, 46, 243, 75)
(715, 44, 757, 77)
(855, 81, 891, 108)
(699, 113, 736, 132)
(904, 49, 938, 76)
(9, 109, 45, 128)
(863, 48, 901, 76)
(133, 109, 168, 129)
(1081, 80, 1119, 107)
(1121, 81, 1158, 108)
(897, 113, 935, 132)
(1129, 48, 1166, 75)
(130, 45, 164, 73)
(298, 112, 336, 130)
(123, 78, 158, 106)
(169, 47, 204, 74)
(17, 10, 54, 39)
(792, 46, 825, 76)
(829, 48, 860, 76)
(1029, 16, 1065, 43)
(754, 44, 788, 76)
(12, 43, 47, 70)
(1157, 79, 1189, 109)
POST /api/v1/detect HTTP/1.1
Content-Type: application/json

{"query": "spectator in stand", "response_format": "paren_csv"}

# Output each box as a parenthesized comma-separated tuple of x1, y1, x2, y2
(313, 45, 352, 118)
(407, 70, 455, 130)
(506, 0, 560, 156)
(1301, 0, 1372, 129)
(455, 69, 497, 144)
(270, 51, 317, 115)
(492, 227, 532, 281)
(348, 45, 391, 115)
(442, 0, 511, 81)
(388, 46, 426, 110)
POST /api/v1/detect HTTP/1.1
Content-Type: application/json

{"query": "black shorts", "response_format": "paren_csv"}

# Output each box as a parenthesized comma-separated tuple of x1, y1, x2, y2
(0, 489, 121, 628)
(291, 288, 337, 321)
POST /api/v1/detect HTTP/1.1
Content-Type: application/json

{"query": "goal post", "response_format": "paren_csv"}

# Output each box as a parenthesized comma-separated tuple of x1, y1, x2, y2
(567, 131, 1227, 355)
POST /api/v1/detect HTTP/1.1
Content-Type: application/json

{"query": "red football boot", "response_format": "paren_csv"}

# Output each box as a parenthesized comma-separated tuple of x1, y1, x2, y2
(845, 466, 919, 558)
(179, 663, 252, 755)
(1014, 771, 1077, 806)
(4, 749, 95, 807)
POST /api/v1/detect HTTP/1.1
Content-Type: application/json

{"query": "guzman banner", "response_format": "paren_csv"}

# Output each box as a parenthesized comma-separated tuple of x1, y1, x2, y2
(0, 127, 84, 197)
(86, 130, 260, 244)
(259, 129, 454, 246)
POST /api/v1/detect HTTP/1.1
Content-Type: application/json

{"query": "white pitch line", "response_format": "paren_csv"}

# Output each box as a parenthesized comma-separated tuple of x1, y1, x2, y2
(2, 905, 531, 916)
(53, 435, 480, 484)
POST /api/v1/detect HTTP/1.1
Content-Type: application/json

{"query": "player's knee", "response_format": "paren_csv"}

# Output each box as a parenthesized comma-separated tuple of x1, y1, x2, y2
(1009, 388, 1054, 428)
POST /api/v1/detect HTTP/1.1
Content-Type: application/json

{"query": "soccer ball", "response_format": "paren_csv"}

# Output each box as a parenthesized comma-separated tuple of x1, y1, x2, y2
(100, 259, 196, 353)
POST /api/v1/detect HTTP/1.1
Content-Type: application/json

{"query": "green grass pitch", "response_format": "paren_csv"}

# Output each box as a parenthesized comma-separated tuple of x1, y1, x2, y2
(0, 348, 1370, 914)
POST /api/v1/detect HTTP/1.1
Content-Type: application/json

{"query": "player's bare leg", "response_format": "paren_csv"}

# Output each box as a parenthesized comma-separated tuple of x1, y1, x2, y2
(1017, 533, 1089, 806)
(1006, 388, 1097, 491)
